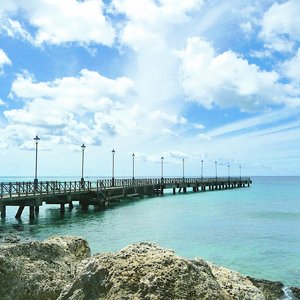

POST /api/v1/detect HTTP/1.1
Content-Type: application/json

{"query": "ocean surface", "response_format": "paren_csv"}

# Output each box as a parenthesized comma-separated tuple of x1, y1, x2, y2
(1, 176, 299, 294)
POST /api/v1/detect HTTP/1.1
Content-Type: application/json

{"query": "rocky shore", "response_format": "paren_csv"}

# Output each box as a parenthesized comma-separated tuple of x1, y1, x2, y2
(0, 236, 298, 300)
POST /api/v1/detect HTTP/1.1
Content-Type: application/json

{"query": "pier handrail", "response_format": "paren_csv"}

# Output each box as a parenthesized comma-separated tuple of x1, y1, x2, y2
(97, 177, 251, 188)
(0, 180, 92, 199)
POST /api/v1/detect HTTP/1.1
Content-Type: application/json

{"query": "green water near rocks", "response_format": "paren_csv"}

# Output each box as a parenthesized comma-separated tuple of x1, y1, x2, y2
(1, 176, 299, 287)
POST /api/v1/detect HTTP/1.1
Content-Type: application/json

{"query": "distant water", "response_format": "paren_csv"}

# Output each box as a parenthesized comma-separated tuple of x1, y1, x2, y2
(1, 176, 299, 290)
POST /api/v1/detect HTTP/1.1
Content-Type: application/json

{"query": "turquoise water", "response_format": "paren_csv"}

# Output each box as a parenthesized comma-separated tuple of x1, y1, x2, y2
(1, 176, 299, 288)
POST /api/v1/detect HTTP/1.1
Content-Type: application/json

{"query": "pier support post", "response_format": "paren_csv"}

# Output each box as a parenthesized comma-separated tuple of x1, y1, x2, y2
(15, 205, 25, 219)
(69, 202, 74, 210)
(81, 202, 89, 211)
(183, 187, 187, 193)
(173, 188, 176, 194)
(60, 203, 65, 215)
(35, 206, 39, 215)
(29, 206, 35, 219)
(0, 204, 6, 218)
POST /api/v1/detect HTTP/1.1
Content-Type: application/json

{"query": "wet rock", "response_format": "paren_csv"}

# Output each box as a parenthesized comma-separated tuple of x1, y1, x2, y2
(291, 286, 300, 299)
(12, 224, 24, 231)
(0, 235, 90, 300)
(4, 235, 20, 243)
(246, 276, 284, 300)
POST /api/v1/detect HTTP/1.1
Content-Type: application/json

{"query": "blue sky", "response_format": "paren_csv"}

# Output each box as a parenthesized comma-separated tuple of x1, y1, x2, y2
(1, 0, 300, 178)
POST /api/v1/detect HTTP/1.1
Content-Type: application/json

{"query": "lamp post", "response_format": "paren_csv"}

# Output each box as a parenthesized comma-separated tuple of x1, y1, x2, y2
(81, 144, 86, 184)
(228, 164, 230, 181)
(132, 153, 135, 180)
(201, 160, 203, 179)
(33, 135, 40, 189)
(239, 165, 241, 181)
(215, 161, 218, 180)
(112, 149, 115, 186)
(161, 156, 164, 179)
(182, 158, 185, 179)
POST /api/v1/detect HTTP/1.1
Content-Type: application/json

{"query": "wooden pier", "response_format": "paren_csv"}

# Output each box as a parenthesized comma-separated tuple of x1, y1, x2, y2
(0, 177, 252, 219)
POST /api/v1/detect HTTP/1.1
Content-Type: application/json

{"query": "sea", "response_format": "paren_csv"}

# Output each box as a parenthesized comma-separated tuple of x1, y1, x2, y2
(0, 176, 299, 298)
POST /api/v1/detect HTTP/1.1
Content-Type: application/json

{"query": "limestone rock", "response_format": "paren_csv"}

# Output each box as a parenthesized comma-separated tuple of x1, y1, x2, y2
(209, 263, 265, 300)
(0, 235, 90, 300)
(3, 235, 20, 243)
(291, 286, 300, 299)
(0, 237, 292, 300)
(58, 242, 268, 300)
(246, 276, 284, 300)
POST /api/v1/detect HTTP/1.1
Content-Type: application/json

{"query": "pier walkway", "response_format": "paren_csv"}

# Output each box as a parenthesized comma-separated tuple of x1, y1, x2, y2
(0, 177, 252, 219)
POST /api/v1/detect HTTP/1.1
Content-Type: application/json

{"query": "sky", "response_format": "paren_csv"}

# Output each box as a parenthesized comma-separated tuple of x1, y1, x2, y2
(0, 0, 300, 178)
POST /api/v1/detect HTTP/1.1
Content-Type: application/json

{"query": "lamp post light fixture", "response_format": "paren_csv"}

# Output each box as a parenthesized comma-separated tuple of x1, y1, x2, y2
(228, 164, 230, 181)
(112, 149, 116, 186)
(161, 156, 164, 179)
(81, 144, 86, 184)
(201, 160, 204, 179)
(132, 153, 135, 180)
(182, 158, 185, 179)
(239, 165, 242, 181)
(33, 135, 40, 189)
(215, 161, 218, 180)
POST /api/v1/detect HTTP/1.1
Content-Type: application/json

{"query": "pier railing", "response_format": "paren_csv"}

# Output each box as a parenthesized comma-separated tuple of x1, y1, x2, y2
(97, 177, 251, 188)
(0, 177, 251, 200)
(0, 180, 92, 199)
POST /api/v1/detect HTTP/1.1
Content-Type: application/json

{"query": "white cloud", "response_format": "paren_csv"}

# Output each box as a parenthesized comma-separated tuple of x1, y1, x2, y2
(10, 69, 134, 103)
(197, 133, 211, 141)
(0, 99, 5, 106)
(240, 21, 253, 34)
(0, 18, 33, 42)
(0, 49, 11, 73)
(281, 48, 300, 83)
(177, 37, 287, 111)
(111, 0, 204, 111)
(250, 49, 273, 59)
(149, 111, 187, 125)
(194, 123, 205, 129)
(260, 0, 300, 52)
(113, 0, 202, 31)
(4, 69, 188, 149)
(0, 0, 115, 46)
(4, 70, 135, 146)
(0, 124, 40, 150)
(206, 106, 300, 138)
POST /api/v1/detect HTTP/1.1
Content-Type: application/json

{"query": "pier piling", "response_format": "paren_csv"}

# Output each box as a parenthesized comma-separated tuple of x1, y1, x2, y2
(29, 206, 35, 219)
(0, 204, 6, 218)
(15, 206, 25, 219)
(60, 204, 65, 215)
